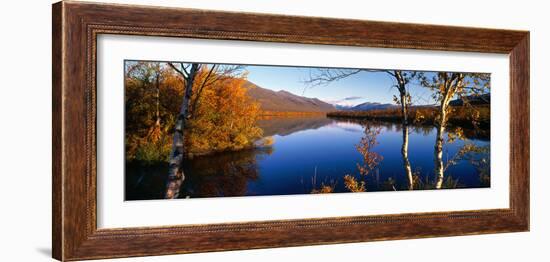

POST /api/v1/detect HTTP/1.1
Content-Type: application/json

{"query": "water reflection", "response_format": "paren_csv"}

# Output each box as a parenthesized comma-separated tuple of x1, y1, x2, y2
(125, 116, 490, 200)
(178, 147, 273, 198)
(257, 115, 332, 136)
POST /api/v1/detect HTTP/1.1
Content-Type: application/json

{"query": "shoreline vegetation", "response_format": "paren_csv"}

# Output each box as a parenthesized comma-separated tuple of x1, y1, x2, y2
(326, 105, 490, 130)
(185, 135, 275, 159)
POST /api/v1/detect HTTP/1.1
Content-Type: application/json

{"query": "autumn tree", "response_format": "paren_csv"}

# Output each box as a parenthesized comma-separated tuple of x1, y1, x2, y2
(125, 61, 183, 162)
(419, 72, 490, 188)
(306, 69, 416, 189)
(164, 63, 263, 198)
(185, 76, 263, 156)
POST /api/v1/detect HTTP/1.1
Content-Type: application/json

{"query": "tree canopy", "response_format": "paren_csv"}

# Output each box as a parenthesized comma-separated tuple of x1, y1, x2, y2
(124, 62, 263, 163)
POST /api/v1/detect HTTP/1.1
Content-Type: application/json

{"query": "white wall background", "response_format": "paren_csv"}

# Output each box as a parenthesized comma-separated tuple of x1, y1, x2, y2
(0, 0, 547, 261)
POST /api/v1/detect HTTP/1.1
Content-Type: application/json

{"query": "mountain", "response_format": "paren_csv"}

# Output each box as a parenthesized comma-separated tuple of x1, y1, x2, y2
(245, 81, 335, 112)
(350, 102, 397, 111)
(334, 104, 355, 110)
(337, 93, 491, 112)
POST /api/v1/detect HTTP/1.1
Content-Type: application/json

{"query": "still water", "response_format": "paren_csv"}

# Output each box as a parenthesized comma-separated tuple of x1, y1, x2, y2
(126, 116, 490, 200)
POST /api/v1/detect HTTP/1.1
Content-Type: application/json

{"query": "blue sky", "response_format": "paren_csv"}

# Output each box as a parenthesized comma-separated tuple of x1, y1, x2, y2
(245, 65, 436, 106)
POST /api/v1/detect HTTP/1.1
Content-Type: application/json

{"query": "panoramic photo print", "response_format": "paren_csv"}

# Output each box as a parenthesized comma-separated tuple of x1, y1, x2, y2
(124, 61, 491, 200)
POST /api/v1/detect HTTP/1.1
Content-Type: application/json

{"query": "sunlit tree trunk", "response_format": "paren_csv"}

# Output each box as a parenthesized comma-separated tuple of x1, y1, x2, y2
(418, 72, 488, 189)
(395, 71, 414, 190)
(434, 106, 446, 189)
(165, 63, 199, 199)
(432, 75, 458, 189)
(400, 98, 413, 190)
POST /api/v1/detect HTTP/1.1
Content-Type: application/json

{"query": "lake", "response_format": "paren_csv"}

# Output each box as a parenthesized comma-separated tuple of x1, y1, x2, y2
(125, 116, 490, 200)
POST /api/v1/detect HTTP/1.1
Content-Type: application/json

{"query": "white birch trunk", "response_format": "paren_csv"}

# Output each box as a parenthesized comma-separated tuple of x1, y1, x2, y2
(400, 100, 414, 190)
(165, 64, 198, 199)
(434, 101, 448, 189)
(395, 72, 414, 190)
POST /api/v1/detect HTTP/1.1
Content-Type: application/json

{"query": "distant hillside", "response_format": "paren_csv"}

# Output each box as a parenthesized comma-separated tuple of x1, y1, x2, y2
(334, 102, 398, 111)
(334, 104, 354, 110)
(350, 102, 397, 111)
(245, 81, 335, 113)
(335, 93, 490, 112)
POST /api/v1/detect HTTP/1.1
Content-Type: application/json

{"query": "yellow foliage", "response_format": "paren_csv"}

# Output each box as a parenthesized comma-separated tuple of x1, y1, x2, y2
(261, 136, 275, 147)
(125, 62, 266, 161)
(185, 74, 263, 156)
(125, 62, 184, 162)
(311, 184, 335, 194)
(343, 175, 366, 192)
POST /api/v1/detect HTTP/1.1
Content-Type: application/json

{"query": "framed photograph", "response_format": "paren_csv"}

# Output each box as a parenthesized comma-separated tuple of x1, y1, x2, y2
(52, 1, 529, 261)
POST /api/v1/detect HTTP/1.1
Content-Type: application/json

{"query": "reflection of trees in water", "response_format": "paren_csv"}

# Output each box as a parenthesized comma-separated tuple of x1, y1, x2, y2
(410, 125, 435, 136)
(173, 147, 274, 198)
(407, 143, 490, 190)
(355, 123, 383, 177)
(330, 118, 490, 192)
(329, 117, 489, 141)
(130, 116, 491, 200)
(450, 143, 491, 187)
(126, 161, 169, 200)
(311, 121, 385, 194)
(434, 128, 490, 189)
(166, 117, 490, 199)
(337, 118, 491, 191)
(127, 147, 273, 200)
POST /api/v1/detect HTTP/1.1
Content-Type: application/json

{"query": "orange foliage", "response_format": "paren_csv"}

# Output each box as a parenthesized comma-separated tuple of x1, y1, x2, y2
(356, 125, 383, 177)
(311, 185, 336, 194)
(343, 175, 366, 192)
(125, 62, 264, 161)
(185, 75, 263, 156)
(125, 62, 183, 162)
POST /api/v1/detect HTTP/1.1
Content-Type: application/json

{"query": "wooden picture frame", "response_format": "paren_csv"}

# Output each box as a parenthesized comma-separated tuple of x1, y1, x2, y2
(52, 1, 529, 261)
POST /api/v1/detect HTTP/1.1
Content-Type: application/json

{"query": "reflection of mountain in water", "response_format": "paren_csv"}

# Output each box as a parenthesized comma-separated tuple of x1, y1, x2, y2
(257, 115, 488, 141)
(257, 116, 333, 137)
(328, 121, 364, 133)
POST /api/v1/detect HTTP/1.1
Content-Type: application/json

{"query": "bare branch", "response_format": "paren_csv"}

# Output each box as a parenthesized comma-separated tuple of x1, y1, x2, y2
(190, 65, 217, 115)
(303, 68, 362, 87)
(168, 62, 191, 79)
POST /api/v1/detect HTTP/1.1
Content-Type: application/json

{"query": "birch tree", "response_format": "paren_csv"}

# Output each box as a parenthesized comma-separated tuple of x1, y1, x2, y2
(306, 69, 416, 189)
(165, 63, 199, 199)
(389, 71, 416, 189)
(419, 72, 489, 189)
(164, 63, 244, 199)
